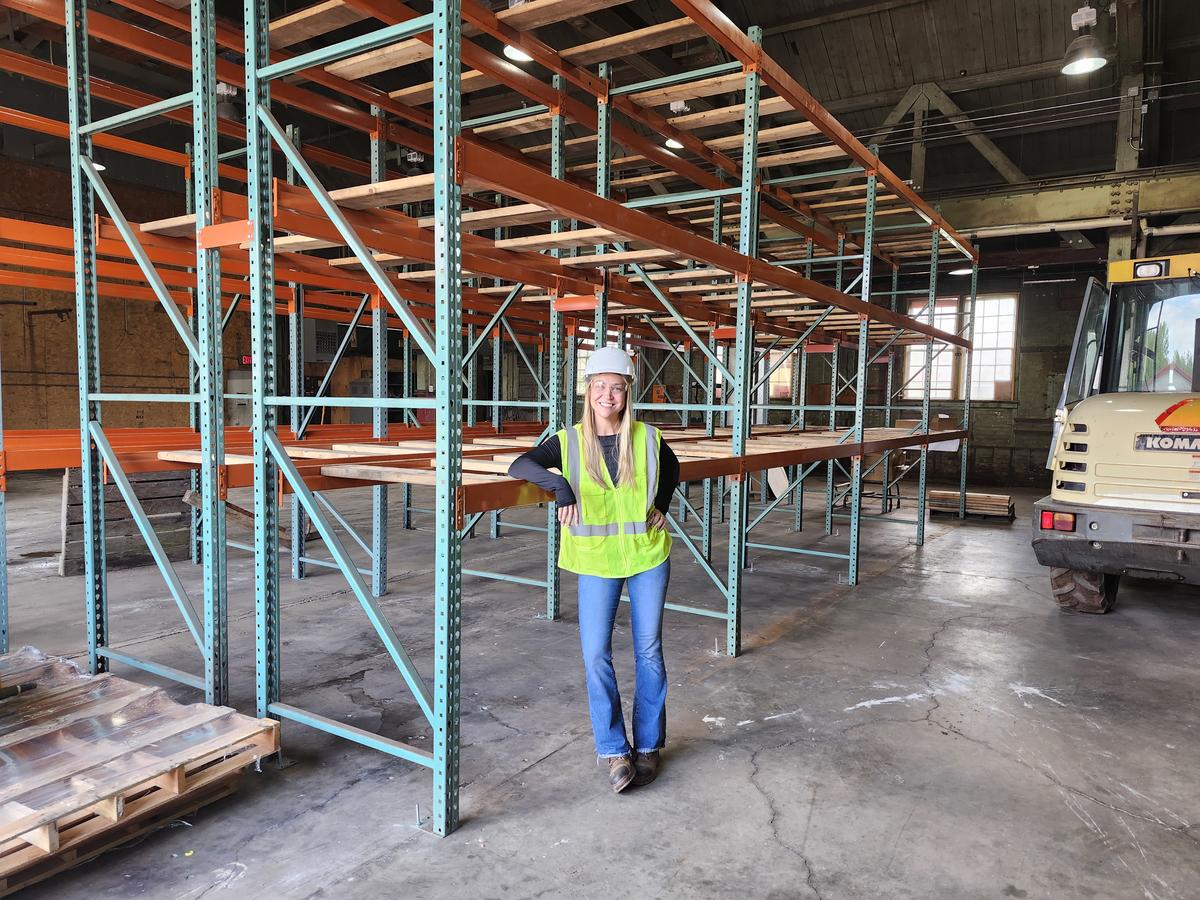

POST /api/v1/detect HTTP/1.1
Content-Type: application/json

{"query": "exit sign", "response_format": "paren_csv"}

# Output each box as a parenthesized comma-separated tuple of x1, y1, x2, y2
(241, 354, 252, 366)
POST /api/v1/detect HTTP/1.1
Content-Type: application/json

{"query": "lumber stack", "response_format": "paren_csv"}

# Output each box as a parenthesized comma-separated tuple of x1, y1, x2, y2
(927, 489, 1015, 520)
(0, 648, 278, 896)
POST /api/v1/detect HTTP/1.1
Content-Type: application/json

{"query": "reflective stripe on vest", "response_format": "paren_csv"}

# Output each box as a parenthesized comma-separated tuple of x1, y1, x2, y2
(562, 424, 658, 538)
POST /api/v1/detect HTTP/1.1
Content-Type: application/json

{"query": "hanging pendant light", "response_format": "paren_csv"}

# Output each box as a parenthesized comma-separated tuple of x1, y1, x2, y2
(1061, 5, 1108, 76)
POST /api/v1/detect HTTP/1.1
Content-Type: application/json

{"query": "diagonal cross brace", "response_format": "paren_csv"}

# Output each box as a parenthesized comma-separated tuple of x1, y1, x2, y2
(80, 158, 201, 361)
(88, 422, 204, 652)
(266, 430, 435, 725)
(258, 105, 437, 361)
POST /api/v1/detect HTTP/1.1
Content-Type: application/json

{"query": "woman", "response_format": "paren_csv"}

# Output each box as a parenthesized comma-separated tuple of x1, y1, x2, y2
(509, 345, 680, 794)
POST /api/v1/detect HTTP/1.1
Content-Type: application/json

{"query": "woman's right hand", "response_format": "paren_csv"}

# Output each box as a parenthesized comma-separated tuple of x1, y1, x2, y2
(557, 503, 579, 527)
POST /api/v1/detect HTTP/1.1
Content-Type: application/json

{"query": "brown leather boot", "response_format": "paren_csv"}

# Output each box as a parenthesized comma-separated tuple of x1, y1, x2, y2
(632, 751, 660, 787)
(607, 755, 635, 793)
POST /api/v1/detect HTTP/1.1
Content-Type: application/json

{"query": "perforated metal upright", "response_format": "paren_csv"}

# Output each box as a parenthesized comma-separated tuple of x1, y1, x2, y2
(544, 75, 566, 621)
(369, 108, 389, 599)
(244, 0, 280, 718)
(65, 0, 106, 678)
(593, 62, 612, 345)
(723, 26, 763, 658)
(190, 0, 228, 702)
(845, 161, 878, 586)
(959, 261, 979, 518)
(915, 230, 940, 545)
(286, 124, 307, 582)
(429, 0, 464, 835)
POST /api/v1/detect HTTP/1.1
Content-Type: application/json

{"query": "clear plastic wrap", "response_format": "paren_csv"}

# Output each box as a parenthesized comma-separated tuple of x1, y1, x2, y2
(0, 647, 274, 844)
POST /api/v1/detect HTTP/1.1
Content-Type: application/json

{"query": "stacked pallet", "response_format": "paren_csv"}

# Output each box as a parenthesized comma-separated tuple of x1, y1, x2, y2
(59, 468, 191, 576)
(0, 648, 278, 895)
(927, 489, 1015, 520)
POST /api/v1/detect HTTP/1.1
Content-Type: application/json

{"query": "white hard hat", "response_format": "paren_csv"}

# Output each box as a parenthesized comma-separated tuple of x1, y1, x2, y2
(584, 345, 634, 378)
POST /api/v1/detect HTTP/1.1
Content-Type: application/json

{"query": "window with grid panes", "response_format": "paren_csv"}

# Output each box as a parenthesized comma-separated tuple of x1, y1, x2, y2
(968, 296, 1017, 400)
(766, 350, 793, 400)
(903, 299, 959, 399)
(575, 349, 591, 395)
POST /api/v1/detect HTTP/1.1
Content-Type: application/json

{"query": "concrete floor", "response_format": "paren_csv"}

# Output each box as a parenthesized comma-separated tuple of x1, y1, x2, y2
(6, 471, 1199, 899)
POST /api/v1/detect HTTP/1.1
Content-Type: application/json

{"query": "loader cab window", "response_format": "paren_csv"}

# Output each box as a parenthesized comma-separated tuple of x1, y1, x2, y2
(1109, 280, 1200, 393)
(1061, 278, 1109, 407)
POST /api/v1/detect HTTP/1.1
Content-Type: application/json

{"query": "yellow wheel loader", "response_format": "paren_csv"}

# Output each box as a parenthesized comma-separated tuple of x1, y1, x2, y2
(1034, 254, 1200, 612)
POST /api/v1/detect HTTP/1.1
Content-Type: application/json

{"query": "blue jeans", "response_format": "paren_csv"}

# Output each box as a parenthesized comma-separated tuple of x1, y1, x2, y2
(576, 558, 669, 758)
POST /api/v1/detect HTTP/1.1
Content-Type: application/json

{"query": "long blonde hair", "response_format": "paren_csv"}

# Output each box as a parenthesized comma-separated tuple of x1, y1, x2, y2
(581, 373, 635, 489)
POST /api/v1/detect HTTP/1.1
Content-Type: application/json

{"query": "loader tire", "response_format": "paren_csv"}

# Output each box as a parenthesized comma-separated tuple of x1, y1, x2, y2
(1050, 567, 1119, 614)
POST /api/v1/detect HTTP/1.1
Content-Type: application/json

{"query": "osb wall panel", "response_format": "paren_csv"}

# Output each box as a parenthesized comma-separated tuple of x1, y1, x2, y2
(0, 156, 253, 429)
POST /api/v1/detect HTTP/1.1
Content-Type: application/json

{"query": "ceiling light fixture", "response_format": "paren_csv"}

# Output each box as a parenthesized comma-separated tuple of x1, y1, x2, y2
(948, 267, 973, 276)
(216, 82, 240, 121)
(1062, 5, 1107, 76)
(665, 137, 684, 150)
(503, 44, 532, 63)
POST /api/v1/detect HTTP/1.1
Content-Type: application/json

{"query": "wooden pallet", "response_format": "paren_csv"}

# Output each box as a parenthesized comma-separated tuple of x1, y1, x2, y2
(927, 490, 1015, 521)
(0, 648, 279, 896)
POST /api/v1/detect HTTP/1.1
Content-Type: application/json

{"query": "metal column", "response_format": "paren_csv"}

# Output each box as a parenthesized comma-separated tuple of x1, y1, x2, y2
(65, 0, 107, 675)
(824, 231, 847, 536)
(704, 185, 724, 559)
(191, 0, 227, 703)
(401, 330, 413, 529)
(369, 109, 388, 598)
(593, 62, 611, 346)
(544, 74, 565, 621)
(490, 326, 502, 537)
(959, 260, 978, 518)
(724, 26, 763, 658)
(245, 0, 281, 720)
(846, 161, 878, 586)
(431, 0, 463, 836)
(701, 331, 716, 560)
(565, 327, 578, 428)
(880, 266, 899, 513)
(287, 124, 306, 581)
(824, 341, 839, 535)
(465, 324, 477, 427)
(915, 230, 939, 545)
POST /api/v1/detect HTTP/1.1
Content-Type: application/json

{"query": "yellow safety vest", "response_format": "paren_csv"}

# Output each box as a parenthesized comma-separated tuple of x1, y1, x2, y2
(556, 421, 672, 578)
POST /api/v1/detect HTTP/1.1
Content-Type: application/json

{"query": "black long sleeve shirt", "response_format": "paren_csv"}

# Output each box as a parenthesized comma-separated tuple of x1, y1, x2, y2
(508, 432, 680, 514)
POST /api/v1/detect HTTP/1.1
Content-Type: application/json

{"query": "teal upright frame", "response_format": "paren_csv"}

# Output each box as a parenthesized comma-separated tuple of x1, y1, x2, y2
(63, 0, 229, 703)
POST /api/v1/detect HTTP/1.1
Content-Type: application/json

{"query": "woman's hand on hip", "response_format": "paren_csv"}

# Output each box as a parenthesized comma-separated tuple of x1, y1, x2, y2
(647, 508, 668, 531)
(557, 503, 579, 527)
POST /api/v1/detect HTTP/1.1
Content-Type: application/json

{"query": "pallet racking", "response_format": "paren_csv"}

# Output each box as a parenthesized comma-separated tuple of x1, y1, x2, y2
(0, 0, 977, 835)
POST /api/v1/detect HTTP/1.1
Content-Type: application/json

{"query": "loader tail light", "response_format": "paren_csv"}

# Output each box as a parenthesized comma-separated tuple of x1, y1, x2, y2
(1040, 511, 1076, 532)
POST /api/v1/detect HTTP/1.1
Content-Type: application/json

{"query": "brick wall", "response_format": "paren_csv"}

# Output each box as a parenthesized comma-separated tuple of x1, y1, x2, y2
(0, 156, 254, 429)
